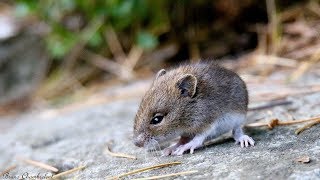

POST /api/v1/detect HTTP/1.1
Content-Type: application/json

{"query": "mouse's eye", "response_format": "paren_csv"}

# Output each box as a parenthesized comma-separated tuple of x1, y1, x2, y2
(150, 114, 164, 125)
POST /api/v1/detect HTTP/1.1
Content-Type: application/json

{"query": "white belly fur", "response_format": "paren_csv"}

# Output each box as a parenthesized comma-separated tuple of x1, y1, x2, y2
(203, 113, 246, 140)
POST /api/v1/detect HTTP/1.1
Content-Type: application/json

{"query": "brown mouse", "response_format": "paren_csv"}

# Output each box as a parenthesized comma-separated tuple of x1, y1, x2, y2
(133, 61, 254, 155)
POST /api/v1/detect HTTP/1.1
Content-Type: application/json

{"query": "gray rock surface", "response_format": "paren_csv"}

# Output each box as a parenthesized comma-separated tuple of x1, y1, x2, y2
(0, 90, 319, 179)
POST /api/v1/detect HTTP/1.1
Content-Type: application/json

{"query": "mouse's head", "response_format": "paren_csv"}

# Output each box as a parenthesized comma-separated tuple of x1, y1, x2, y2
(133, 69, 198, 149)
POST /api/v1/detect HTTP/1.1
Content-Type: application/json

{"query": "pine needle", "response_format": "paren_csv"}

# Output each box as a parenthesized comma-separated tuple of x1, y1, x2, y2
(105, 145, 137, 160)
(246, 116, 320, 129)
(132, 170, 198, 180)
(52, 165, 86, 179)
(295, 118, 320, 135)
(106, 162, 181, 179)
(0, 165, 17, 176)
(19, 158, 58, 172)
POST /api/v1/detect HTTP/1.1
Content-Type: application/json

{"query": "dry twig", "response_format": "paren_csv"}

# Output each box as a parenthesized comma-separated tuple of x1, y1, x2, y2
(105, 145, 137, 159)
(82, 50, 133, 80)
(295, 118, 320, 135)
(288, 50, 320, 82)
(19, 158, 58, 172)
(286, 43, 320, 60)
(132, 170, 198, 180)
(123, 46, 144, 70)
(52, 165, 86, 179)
(138, 43, 178, 68)
(0, 165, 17, 176)
(255, 55, 298, 67)
(105, 25, 127, 63)
(246, 116, 320, 129)
(38, 67, 96, 99)
(106, 162, 181, 180)
(64, 17, 104, 70)
(307, 1, 320, 17)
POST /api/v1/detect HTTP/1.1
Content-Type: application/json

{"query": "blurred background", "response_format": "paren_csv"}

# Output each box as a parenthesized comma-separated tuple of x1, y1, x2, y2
(0, 0, 320, 115)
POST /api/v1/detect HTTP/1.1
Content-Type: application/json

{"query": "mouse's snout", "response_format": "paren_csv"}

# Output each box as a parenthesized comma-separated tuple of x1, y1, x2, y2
(133, 134, 146, 148)
(133, 139, 144, 147)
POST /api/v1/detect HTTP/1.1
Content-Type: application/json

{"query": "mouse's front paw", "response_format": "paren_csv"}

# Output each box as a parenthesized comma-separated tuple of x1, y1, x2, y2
(171, 144, 191, 156)
(162, 146, 177, 156)
(236, 135, 255, 148)
(171, 142, 202, 155)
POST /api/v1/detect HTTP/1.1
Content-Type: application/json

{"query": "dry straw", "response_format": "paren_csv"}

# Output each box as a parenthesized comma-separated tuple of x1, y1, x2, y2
(246, 116, 320, 129)
(105, 145, 137, 159)
(106, 162, 181, 179)
(0, 165, 17, 176)
(20, 158, 58, 172)
(132, 170, 198, 180)
(52, 165, 86, 179)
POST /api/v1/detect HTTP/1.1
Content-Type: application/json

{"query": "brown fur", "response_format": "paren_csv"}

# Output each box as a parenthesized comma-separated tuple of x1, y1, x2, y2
(133, 61, 248, 147)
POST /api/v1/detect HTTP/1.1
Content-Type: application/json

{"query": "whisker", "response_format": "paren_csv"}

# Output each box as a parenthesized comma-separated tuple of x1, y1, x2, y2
(150, 139, 163, 161)
(154, 140, 163, 157)
(149, 139, 158, 151)
(142, 148, 148, 162)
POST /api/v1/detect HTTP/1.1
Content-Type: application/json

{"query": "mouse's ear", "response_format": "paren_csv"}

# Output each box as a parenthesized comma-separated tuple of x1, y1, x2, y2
(176, 74, 197, 97)
(155, 69, 166, 79)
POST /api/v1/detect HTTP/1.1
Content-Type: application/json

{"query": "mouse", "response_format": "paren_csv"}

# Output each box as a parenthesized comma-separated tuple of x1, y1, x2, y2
(133, 61, 254, 156)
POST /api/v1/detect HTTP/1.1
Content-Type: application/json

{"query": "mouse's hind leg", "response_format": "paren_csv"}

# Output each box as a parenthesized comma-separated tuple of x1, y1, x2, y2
(233, 127, 255, 147)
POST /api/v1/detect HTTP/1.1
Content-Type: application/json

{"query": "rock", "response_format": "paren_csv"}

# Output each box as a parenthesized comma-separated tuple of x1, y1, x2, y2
(0, 93, 319, 179)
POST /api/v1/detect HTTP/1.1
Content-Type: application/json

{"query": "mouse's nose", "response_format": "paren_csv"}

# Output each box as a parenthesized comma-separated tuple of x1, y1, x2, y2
(133, 139, 144, 147)
(133, 134, 145, 147)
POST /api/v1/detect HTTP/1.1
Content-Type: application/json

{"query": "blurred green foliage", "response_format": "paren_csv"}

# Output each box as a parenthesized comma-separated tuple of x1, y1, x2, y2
(15, 0, 171, 58)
